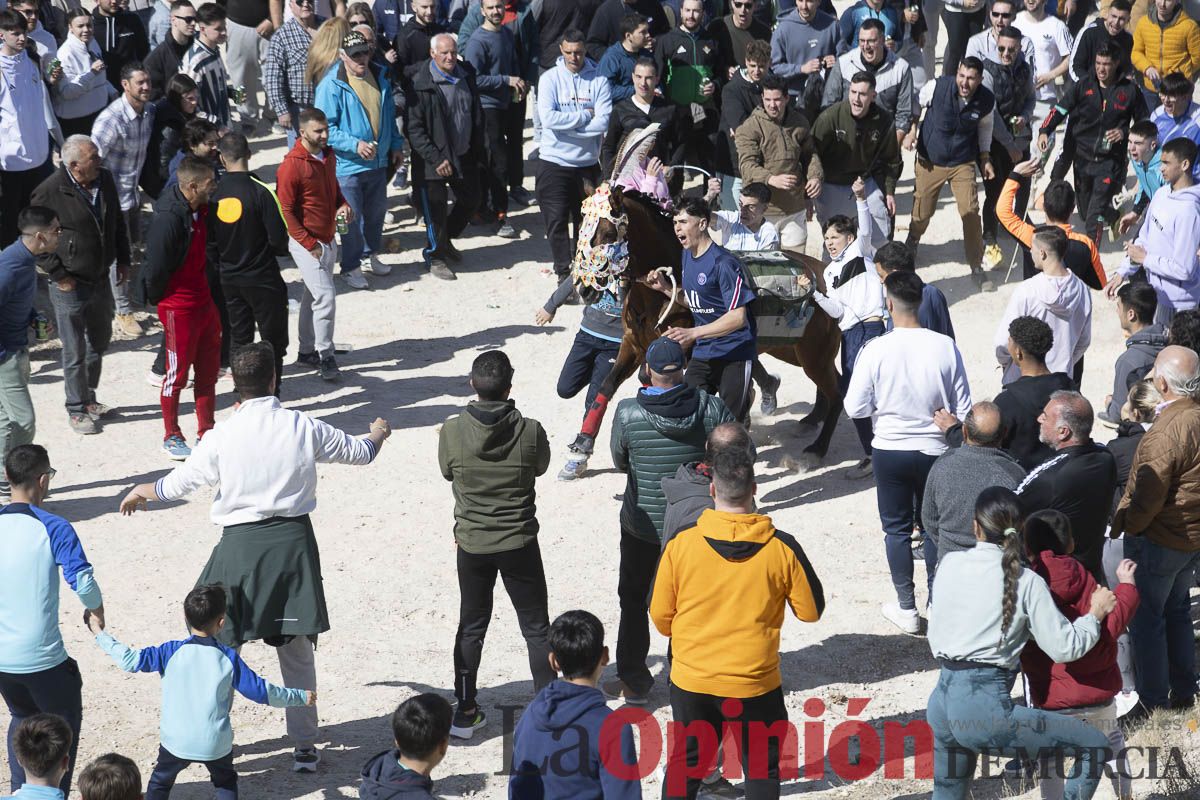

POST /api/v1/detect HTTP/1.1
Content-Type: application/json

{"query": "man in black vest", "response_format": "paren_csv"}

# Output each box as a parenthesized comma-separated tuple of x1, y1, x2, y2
(979, 26, 1034, 270)
(904, 56, 996, 291)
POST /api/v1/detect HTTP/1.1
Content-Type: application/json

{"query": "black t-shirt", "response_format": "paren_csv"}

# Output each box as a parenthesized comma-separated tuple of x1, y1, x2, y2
(225, 0, 272, 28)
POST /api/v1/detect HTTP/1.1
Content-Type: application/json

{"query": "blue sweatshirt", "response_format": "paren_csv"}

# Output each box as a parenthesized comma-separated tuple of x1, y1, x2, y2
(508, 680, 640, 800)
(313, 62, 404, 177)
(0, 504, 102, 674)
(536, 57, 613, 168)
(95, 632, 309, 761)
(462, 25, 518, 109)
(2, 786, 64, 800)
(1133, 149, 1165, 206)
(0, 240, 38, 362)
(597, 43, 649, 103)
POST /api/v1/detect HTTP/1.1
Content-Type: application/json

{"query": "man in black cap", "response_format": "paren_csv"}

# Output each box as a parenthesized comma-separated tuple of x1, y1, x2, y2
(604, 336, 733, 705)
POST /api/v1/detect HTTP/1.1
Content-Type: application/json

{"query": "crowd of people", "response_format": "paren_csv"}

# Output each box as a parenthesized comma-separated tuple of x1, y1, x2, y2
(1, 0, 1200, 795)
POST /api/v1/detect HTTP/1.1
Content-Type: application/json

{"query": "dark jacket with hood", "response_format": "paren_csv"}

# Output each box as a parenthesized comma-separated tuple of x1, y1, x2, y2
(1020, 549, 1138, 710)
(1016, 441, 1119, 580)
(438, 399, 551, 554)
(1107, 419, 1148, 520)
(611, 384, 733, 543)
(359, 750, 435, 799)
(134, 184, 208, 306)
(406, 58, 486, 182)
(586, 0, 670, 61)
(717, 67, 760, 176)
(660, 461, 713, 547)
(943, 371, 1076, 470)
(509, 680, 641, 799)
(30, 165, 130, 286)
(394, 17, 449, 90)
(92, 8, 150, 92)
(1106, 323, 1167, 421)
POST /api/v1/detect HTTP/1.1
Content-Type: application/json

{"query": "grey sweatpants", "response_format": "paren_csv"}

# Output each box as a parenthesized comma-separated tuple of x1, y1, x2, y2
(290, 238, 337, 359)
(226, 19, 268, 119)
(0, 351, 35, 459)
(238, 635, 318, 748)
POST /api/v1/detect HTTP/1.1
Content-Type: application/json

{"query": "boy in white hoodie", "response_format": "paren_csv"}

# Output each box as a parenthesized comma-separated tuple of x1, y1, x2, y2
(995, 225, 1091, 385)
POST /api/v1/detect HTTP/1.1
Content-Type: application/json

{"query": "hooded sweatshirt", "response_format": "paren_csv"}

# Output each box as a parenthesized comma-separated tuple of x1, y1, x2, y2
(659, 461, 712, 546)
(995, 271, 1092, 385)
(276, 140, 346, 251)
(536, 56, 612, 168)
(770, 8, 839, 97)
(0, 50, 55, 172)
(1132, 148, 1165, 211)
(1020, 550, 1138, 710)
(651, 509, 825, 697)
(359, 750, 436, 800)
(1119, 183, 1200, 313)
(438, 399, 551, 554)
(1107, 323, 1168, 420)
(508, 680, 641, 800)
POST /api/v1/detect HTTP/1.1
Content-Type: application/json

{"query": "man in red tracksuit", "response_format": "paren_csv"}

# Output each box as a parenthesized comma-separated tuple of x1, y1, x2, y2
(134, 155, 221, 461)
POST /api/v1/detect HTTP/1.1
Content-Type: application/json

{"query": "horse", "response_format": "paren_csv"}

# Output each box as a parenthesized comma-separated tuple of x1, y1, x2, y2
(567, 182, 844, 471)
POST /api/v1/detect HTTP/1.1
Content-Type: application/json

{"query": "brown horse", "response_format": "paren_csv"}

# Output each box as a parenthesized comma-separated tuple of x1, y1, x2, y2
(568, 184, 844, 470)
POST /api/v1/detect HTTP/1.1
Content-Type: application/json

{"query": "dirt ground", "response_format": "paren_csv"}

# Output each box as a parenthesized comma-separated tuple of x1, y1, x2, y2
(3, 49, 1200, 800)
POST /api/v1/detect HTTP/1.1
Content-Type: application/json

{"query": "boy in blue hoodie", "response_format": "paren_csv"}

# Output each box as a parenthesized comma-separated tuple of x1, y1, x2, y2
(3, 714, 72, 800)
(1117, 120, 1164, 237)
(509, 610, 640, 800)
(359, 694, 453, 799)
(89, 585, 314, 798)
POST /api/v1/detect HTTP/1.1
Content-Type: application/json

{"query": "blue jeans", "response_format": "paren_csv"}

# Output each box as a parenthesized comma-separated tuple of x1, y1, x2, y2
(1125, 536, 1200, 708)
(927, 665, 1110, 800)
(873, 448, 938, 609)
(557, 329, 620, 420)
(839, 320, 885, 456)
(337, 167, 387, 273)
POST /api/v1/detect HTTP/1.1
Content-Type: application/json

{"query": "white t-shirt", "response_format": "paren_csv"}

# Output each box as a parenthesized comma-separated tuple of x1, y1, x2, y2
(844, 327, 973, 455)
(710, 210, 779, 251)
(1015, 12, 1074, 102)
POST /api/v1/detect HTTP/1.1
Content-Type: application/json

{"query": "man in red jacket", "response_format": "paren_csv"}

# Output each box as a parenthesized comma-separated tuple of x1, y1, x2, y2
(277, 108, 353, 383)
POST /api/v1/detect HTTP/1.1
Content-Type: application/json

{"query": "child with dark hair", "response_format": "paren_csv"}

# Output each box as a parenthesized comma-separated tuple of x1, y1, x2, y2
(358, 694, 452, 799)
(77, 753, 142, 800)
(6, 714, 73, 798)
(1020, 510, 1140, 800)
(88, 584, 314, 798)
(509, 610, 640, 799)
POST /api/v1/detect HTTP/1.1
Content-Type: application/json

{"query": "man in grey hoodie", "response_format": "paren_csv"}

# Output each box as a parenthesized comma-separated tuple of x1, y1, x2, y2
(1102, 281, 1168, 425)
(923, 401, 1026, 571)
(770, 0, 838, 119)
(660, 420, 755, 545)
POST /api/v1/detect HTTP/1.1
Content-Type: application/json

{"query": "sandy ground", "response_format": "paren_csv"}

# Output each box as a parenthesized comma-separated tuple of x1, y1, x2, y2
(4, 48, 1200, 800)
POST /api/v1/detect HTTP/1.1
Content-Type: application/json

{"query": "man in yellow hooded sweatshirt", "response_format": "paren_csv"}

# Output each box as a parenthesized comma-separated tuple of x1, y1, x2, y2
(650, 441, 825, 800)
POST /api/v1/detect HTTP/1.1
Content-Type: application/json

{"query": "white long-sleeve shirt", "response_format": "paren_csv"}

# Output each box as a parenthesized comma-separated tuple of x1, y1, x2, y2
(994, 270, 1091, 384)
(844, 326, 973, 455)
(155, 396, 378, 526)
(814, 199, 884, 331)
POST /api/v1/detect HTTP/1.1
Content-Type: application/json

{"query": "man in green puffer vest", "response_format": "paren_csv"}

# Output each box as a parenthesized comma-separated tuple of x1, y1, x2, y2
(603, 336, 734, 706)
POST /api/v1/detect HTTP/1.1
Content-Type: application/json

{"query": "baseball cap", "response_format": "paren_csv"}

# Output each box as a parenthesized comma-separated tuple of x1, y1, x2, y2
(646, 336, 685, 374)
(342, 30, 371, 56)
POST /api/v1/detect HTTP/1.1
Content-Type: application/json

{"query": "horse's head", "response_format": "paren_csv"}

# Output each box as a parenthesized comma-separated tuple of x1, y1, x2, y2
(571, 182, 630, 305)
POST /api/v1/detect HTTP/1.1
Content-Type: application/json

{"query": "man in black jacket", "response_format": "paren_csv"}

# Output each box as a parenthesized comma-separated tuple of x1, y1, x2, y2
(1038, 42, 1148, 244)
(393, 0, 446, 95)
(655, 0, 721, 177)
(585, 0, 669, 61)
(144, 0, 194, 99)
(715, 37, 765, 209)
(1069, 0, 1132, 81)
(211, 132, 290, 395)
(406, 33, 484, 280)
(1016, 389, 1118, 580)
(31, 135, 129, 436)
(92, 0, 150, 93)
(600, 58, 686, 173)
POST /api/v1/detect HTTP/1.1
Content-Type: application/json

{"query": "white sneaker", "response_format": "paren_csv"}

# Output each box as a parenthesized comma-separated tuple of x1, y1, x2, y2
(881, 602, 922, 635)
(292, 747, 320, 773)
(342, 268, 369, 290)
(362, 255, 391, 276)
(1114, 690, 1140, 718)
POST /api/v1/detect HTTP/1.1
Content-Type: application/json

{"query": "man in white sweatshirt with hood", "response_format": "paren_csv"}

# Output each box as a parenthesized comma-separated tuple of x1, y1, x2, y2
(995, 224, 1091, 386)
(1105, 136, 1200, 326)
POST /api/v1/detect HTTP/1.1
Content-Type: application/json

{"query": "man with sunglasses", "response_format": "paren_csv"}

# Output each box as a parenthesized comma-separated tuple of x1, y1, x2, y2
(966, 0, 1034, 64)
(144, 0, 195, 99)
(706, 0, 769, 81)
(0, 209, 59, 467)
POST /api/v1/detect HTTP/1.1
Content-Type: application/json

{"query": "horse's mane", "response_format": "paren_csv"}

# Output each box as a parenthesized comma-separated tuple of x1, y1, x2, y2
(620, 190, 677, 242)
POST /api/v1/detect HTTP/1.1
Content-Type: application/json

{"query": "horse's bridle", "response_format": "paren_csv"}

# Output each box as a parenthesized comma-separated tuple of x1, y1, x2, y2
(571, 182, 630, 296)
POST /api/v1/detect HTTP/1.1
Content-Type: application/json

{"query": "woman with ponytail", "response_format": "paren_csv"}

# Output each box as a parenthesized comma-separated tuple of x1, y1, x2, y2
(927, 486, 1119, 799)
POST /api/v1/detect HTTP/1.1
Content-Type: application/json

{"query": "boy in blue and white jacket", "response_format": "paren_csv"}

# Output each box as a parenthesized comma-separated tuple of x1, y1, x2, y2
(90, 585, 313, 798)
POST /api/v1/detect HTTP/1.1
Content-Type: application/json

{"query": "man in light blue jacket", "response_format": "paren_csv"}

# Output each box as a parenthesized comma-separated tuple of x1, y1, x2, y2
(535, 28, 612, 280)
(314, 28, 404, 290)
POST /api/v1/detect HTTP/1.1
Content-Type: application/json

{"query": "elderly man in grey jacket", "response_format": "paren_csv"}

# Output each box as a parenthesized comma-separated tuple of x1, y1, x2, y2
(923, 401, 1026, 572)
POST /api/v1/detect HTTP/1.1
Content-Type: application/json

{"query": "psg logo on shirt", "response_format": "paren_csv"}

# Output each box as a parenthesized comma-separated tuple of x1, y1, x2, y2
(697, 272, 708, 285)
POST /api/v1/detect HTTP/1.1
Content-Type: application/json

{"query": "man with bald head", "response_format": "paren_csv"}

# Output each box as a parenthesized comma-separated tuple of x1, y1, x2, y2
(923, 401, 1026, 575)
(1015, 390, 1117, 580)
(1113, 345, 1200, 716)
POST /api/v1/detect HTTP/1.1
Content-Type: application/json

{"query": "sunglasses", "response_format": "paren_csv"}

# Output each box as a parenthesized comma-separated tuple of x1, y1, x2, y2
(294, 0, 315, 6)
(731, 1, 753, 7)
(997, 44, 1017, 52)
(991, 9, 1012, 16)
(173, 14, 196, 21)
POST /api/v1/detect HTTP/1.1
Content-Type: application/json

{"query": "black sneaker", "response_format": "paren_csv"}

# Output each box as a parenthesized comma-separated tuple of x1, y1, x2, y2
(319, 356, 340, 382)
(429, 258, 457, 281)
(450, 707, 486, 740)
(442, 242, 464, 263)
(296, 351, 321, 369)
(509, 186, 536, 207)
(758, 371, 782, 415)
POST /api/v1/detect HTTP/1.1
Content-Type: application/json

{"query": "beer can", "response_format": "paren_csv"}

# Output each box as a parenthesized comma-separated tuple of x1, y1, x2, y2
(33, 312, 49, 341)
(336, 212, 349, 236)
(45, 58, 60, 77)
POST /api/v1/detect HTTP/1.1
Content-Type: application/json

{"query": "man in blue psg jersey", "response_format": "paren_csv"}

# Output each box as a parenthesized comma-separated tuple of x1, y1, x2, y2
(665, 196, 757, 422)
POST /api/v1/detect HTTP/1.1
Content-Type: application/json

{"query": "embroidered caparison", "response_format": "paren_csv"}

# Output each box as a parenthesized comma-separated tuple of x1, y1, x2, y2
(571, 181, 630, 295)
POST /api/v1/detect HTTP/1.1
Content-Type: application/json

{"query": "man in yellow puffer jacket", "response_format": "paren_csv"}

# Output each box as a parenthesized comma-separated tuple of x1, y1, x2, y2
(1131, 0, 1200, 95)
(650, 442, 824, 800)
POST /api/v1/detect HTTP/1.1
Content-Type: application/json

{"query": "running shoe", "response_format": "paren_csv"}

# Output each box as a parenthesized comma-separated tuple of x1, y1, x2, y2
(292, 747, 321, 773)
(557, 455, 588, 481)
(296, 351, 321, 369)
(319, 356, 340, 382)
(68, 413, 97, 435)
(362, 255, 391, 276)
(163, 435, 191, 461)
(84, 402, 112, 421)
(509, 186, 535, 207)
(758, 372, 782, 416)
(880, 602, 921, 635)
(450, 707, 486, 740)
(844, 457, 873, 480)
(342, 268, 369, 290)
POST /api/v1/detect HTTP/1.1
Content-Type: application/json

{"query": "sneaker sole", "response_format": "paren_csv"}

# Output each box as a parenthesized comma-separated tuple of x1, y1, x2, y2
(292, 762, 319, 773)
(164, 450, 190, 461)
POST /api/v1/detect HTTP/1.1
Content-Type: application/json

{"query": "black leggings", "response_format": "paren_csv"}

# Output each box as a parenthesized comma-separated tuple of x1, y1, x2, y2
(685, 358, 753, 422)
(453, 541, 554, 709)
(940, 7, 985, 77)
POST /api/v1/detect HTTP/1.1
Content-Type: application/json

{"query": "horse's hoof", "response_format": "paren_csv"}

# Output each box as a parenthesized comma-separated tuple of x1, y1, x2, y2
(796, 415, 819, 430)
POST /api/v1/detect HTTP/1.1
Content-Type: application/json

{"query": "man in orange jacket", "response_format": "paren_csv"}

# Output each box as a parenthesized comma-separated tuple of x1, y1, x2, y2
(998, 158, 1106, 288)
(651, 440, 824, 799)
